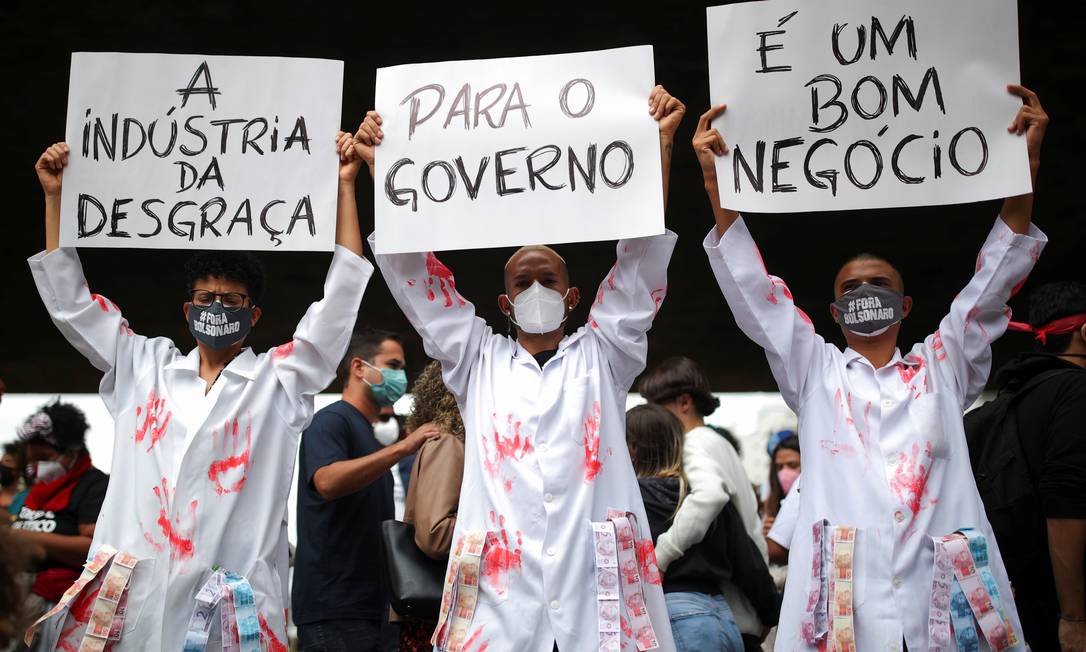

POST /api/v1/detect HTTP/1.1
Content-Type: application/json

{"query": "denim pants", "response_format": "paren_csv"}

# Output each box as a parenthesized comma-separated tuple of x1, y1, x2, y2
(665, 591, 744, 652)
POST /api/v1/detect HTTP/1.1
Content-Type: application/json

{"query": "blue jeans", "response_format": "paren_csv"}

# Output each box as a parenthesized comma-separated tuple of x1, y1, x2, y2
(665, 591, 743, 652)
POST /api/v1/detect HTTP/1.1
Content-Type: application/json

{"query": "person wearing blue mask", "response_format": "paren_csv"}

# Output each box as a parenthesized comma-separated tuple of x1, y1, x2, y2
(293, 327, 441, 652)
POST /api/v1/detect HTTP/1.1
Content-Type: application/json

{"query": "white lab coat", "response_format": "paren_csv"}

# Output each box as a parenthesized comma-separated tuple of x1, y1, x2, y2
(704, 216, 1045, 652)
(28, 245, 371, 651)
(374, 233, 678, 652)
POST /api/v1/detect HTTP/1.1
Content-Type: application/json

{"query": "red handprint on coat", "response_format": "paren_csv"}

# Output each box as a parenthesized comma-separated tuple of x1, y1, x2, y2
(135, 389, 171, 453)
(424, 253, 466, 308)
(141, 478, 197, 560)
(208, 415, 253, 496)
(482, 511, 523, 597)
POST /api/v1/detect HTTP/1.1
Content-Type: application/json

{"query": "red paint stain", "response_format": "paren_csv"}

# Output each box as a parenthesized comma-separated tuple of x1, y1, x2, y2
(272, 340, 295, 359)
(890, 441, 936, 518)
(796, 306, 814, 327)
(259, 613, 288, 652)
(766, 276, 793, 304)
(89, 292, 120, 313)
(589, 316, 600, 329)
(932, 330, 948, 362)
(819, 439, 859, 456)
(899, 354, 930, 398)
(480, 413, 534, 491)
(57, 583, 101, 651)
(595, 262, 620, 306)
(482, 512, 522, 596)
(134, 389, 171, 452)
(406, 279, 416, 287)
(650, 287, 667, 317)
(463, 626, 489, 652)
(425, 253, 466, 308)
(144, 479, 197, 560)
(975, 250, 985, 273)
(635, 539, 662, 585)
(208, 416, 253, 495)
(582, 401, 605, 483)
(964, 306, 991, 344)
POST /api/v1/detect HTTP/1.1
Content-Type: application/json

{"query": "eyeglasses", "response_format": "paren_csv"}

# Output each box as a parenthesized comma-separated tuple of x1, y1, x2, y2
(188, 289, 250, 312)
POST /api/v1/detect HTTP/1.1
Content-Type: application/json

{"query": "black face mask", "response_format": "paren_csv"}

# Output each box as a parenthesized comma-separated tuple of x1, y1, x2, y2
(0, 465, 15, 487)
(188, 303, 252, 350)
(832, 283, 905, 337)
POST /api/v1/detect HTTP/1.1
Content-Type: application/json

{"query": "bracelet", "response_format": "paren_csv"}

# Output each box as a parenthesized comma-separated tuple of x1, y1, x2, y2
(1060, 614, 1086, 623)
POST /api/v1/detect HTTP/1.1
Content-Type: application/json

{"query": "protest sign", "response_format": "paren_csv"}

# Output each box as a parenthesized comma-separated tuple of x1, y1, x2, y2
(61, 52, 343, 251)
(373, 46, 664, 254)
(706, 0, 1030, 213)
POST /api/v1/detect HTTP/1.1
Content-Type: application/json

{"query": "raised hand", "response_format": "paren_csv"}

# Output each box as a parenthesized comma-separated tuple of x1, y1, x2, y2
(692, 105, 729, 183)
(649, 85, 685, 141)
(352, 111, 383, 178)
(1006, 85, 1048, 180)
(336, 131, 362, 183)
(35, 142, 70, 197)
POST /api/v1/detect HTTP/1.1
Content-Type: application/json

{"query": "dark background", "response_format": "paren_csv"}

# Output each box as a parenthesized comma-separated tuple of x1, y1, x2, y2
(1, 2, 1082, 393)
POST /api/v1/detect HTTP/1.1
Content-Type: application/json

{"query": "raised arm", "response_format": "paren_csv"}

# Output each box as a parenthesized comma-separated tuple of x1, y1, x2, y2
(926, 88, 1049, 407)
(999, 85, 1048, 235)
(694, 109, 826, 408)
(355, 111, 490, 399)
(29, 143, 161, 404)
(269, 133, 373, 421)
(650, 85, 684, 208)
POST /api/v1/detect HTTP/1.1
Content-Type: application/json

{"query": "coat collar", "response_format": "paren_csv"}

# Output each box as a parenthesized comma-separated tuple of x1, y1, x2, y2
(843, 346, 910, 371)
(164, 347, 258, 381)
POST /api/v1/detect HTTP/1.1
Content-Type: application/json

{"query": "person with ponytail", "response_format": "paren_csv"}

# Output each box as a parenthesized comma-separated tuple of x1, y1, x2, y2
(9, 401, 107, 644)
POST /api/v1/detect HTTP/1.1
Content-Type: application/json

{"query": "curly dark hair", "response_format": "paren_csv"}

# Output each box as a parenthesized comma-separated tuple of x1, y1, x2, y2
(0, 527, 29, 648)
(184, 251, 266, 306)
(406, 361, 464, 441)
(31, 400, 90, 452)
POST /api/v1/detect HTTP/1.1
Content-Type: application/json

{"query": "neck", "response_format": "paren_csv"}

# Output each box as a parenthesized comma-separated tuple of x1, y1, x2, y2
(678, 414, 705, 433)
(342, 384, 381, 423)
(516, 328, 565, 356)
(198, 341, 244, 374)
(845, 328, 900, 369)
(1058, 353, 1086, 369)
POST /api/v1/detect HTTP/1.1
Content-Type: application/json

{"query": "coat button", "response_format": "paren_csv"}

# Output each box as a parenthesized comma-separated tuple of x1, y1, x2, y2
(544, 493, 554, 503)
(550, 600, 560, 610)
(894, 510, 906, 523)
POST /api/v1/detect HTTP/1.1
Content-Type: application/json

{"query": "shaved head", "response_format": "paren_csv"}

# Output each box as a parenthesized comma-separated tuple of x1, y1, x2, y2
(504, 245, 570, 295)
(834, 253, 904, 298)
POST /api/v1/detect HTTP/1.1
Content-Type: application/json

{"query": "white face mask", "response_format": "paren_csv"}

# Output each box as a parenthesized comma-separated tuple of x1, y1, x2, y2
(34, 460, 67, 484)
(372, 417, 401, 447)
(508, 281, 570, 334)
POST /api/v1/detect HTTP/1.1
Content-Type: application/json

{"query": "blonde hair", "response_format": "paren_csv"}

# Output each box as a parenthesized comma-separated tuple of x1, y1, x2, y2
(625, 404, 688, 511)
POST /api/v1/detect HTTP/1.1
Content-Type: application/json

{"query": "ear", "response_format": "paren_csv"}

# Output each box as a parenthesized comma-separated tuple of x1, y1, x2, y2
(901, 295, 914, 318)
(250, 306, 263, 327)
(183, 303, 191, 321)
(828, 302, 839, 323)
(567, 287, 581, 311)
(677, 393, 694, 413)
(498, 294, 512, 318)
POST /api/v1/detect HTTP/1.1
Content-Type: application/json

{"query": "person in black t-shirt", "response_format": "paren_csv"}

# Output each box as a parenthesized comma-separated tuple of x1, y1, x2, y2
(9, 401, 108, 635)
(988, 281, 1086, 652)
(292, 328, 440, 652)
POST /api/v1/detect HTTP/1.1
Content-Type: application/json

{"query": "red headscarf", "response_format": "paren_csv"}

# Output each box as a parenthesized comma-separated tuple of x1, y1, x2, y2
(1008, 313, 1086, 346)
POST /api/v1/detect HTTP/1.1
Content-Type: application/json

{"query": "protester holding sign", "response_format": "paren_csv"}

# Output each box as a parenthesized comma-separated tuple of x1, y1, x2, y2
(693, 83, 1047, 651)
(359, 84, 681, 652)
(23, 129, 371, 651)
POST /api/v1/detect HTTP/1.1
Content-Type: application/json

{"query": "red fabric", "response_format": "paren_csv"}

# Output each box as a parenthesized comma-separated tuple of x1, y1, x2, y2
(25, 453, 94, 602)
(1008, 312, 1086, 345)
(24, 453, 92, 512)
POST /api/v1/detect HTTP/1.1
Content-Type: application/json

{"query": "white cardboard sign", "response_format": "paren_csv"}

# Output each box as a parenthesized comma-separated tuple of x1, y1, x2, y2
(373, 46, 664, 254)
(61, 52, 343, 251)
(706, 0, 1031, 213)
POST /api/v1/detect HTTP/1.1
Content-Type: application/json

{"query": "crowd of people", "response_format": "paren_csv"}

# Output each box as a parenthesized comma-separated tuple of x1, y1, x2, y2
(0, 80, 1083, 652)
